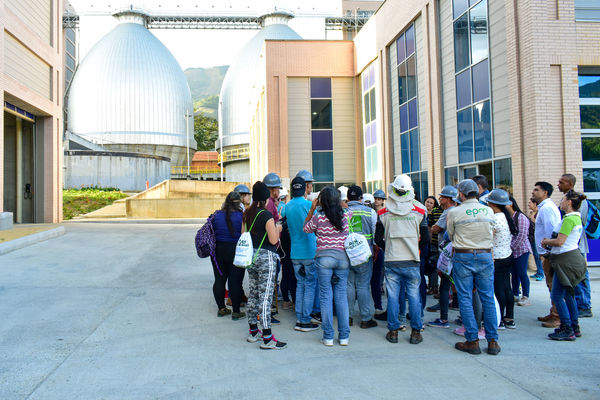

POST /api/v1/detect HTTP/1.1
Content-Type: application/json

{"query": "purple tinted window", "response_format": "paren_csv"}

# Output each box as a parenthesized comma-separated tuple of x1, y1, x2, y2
(405, 25, 415, 56)
(400, 104, 409, 133)
(310, 78, 331, 98)
(368, 124, 375, 146)
(473, 101, 492, 161)
(457, 108, 474, 163)
(371, 121, 377, 144)
(362, 73, 369, 92)
(312, 130, 333, 151)
(456, 69, 472, 109)
(472, 59, 490, 102)
(364, 124, 372, 146)
(410, 129, 420, 172)
(369, 64, 375, 87)
(397, 33, 406, 64)
(408, 99, 418, 129)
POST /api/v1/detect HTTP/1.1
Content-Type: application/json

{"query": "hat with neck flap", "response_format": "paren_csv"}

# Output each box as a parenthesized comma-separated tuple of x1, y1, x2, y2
(387, 174, 416, 215)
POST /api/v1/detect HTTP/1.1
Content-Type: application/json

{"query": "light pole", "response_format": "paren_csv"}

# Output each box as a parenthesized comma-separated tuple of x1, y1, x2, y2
(185, 110, 193, 179)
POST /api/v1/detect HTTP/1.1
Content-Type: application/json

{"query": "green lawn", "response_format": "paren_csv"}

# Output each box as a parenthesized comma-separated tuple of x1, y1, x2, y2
(63, 187, 129, 220)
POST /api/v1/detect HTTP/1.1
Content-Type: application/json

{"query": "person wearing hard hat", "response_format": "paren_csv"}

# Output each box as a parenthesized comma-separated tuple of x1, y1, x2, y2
(427, 185, 459, 329)
(447, 179, 500, 355)
(375, 174, 426, 345)
(346, 185, 379, 329)
(263, 173, 282, 224)
(234, 184, 252, 210)
(278, 187, 289, 217)
(296, 169, 315, 198)
(362, 193, 375, 206)
(371, 189, 387, 319)
(338, 186, 348, 207)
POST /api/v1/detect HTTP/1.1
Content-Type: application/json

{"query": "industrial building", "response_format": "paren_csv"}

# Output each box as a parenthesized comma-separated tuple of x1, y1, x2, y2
(1, 0, 64, 224)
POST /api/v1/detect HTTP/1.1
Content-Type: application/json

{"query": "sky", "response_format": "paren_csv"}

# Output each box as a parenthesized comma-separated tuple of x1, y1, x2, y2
(67, 0, 352, 70)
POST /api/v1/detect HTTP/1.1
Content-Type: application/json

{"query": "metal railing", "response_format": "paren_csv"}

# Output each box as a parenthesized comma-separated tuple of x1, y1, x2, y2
(218, 147, 249, 163)
(171, 166, 223, 175)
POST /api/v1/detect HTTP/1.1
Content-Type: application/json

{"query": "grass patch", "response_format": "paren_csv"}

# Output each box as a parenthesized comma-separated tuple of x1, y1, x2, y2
(63, 187, 129, 220)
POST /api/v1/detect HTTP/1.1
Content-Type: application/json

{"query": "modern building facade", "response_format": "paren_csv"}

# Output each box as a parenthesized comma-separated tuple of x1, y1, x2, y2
(1, 0, 64, 223)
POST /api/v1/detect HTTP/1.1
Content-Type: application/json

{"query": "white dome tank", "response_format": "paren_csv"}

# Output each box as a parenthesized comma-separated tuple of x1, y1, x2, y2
(67, 11, 195, 166)
(219, 13, 302, 146)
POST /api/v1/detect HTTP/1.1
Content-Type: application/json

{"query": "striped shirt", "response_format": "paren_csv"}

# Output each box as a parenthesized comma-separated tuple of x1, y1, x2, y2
(303, 210, 351, 251)
(511, 212, 532, 258)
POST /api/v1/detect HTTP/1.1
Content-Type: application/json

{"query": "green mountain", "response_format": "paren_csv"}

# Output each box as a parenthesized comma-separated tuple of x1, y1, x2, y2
(184, 66, 228, 118)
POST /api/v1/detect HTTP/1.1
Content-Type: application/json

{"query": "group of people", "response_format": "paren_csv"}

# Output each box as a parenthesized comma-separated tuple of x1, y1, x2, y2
(205, 170, 593, 352)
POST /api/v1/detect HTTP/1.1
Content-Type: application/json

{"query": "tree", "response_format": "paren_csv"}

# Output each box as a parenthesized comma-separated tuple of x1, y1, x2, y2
(194, 114, 218, 151)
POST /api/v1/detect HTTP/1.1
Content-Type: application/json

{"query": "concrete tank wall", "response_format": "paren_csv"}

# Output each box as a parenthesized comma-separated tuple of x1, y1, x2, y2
(225, 160, 250, 182)
(64, 151, 170, 191)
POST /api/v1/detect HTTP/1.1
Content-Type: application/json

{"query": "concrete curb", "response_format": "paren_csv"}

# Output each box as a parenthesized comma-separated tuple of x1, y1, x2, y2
(0, 226, 66, 256)
(64, 218, 207, 225)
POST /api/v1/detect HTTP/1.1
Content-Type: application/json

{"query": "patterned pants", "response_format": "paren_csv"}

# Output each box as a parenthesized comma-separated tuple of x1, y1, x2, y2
(247, 249, 279, 330)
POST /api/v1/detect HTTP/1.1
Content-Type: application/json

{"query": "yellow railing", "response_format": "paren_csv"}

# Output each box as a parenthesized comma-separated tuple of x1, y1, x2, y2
(218, 147, 250, 163)
(171, 166, 223, 175)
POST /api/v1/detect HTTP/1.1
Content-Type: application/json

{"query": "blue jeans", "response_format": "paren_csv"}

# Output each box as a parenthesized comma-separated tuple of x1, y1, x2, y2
(575, 269, 592, 310)
(511, 252, 530, 298)
(531, 242, 544, 277)
(316, 255, 350, 340)
(371, 249, 385, 310)
(551, 273, 579, 326)
(347, 258, 374, 321)
(385, 263, 422, 331)
(452, 252, 498, 342)
(292, 259, 318, 324)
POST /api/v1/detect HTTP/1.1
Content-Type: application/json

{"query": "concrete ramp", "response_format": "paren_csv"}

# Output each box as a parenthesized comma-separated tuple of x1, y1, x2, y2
(125, 180, 245, 218)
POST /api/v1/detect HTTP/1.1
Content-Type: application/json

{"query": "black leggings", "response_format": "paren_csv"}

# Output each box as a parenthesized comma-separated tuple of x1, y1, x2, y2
(213, 241, 245, 313)
(439, 274, 452, 321)
(494, 255, 514, 320)
(280, 256, 297, 303)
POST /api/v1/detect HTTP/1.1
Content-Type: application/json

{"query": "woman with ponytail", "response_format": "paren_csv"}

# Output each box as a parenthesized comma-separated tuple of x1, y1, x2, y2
(303, 185, 352, 346)
(487, 189, 518, 330)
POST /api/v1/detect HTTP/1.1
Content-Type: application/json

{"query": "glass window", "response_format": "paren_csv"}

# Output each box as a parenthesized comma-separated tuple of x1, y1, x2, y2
(462, 166, 477, 179)
(445, 167, 459, 185)
(401, 133, 410, 173)
(312, 152, 334, 182)
(364, 93, 371, 124)
(458, 108, 474, 163)
(420, 171, 429, 199)
(456, 69, 472, 110)
(473, 101, 492, 161)
(494, 158, 512, 192)
(66, 40, 76, 57)
(406, 56, 417, 100)
(454, 14, 470, 72)
(405, 25, 415, 56)
(311, 100, 332, 129)
(312, 130, 333, 151)
(397, 33, 406, 64)
(410, 129, 420, 172)
(470, 0, 488, 65)
(310, 78, 331, 98)
(581, 105, 600, 129)
(575, 1, 600, 21)
(582, 137, 600, 161)
(369, 64, 375, 88)
(584, 168, 600, 192)
(65, 68, 73, 83)
(369, 89, 376, 122)
(398, 61, 407, 105)
(408, 99, 418, 129)
(453, 0, 470, 19)
(370, 121, 378, 145)
(362, 73, 369, 93)
(66, 56, 75, 70)
(400, 104, 409, 133)
(66, 28, 75, 41)
(472, 59, 490, 102)
(579, 75, 600, 98)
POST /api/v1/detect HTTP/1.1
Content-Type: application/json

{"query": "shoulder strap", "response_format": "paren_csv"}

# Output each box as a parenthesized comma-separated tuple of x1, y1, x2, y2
(247, 209, 265, 232)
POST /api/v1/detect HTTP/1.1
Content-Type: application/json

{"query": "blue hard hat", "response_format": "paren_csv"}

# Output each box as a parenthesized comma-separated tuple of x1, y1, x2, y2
(439, 185, 458, 199)
(295, 169, 314, 183)
(233, 184, 251, 194)
(373, 189, 387, 199)
(263, 172, 282, 188)
(487, 189, 511, 206)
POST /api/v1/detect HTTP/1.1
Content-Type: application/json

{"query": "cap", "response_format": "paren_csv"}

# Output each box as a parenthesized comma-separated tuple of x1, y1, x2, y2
(291, 176, 306, 198)
(347, 185, 363, 201)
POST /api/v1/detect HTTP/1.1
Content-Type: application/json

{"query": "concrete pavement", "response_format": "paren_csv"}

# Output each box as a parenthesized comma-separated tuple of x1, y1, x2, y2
(1, 223, 599, 399)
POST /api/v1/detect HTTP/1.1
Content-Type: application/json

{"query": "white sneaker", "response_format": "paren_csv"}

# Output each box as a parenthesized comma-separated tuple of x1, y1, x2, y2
(247, 330, 262, 343)
(320, 338, 334, 347)
(339, 338, 349, 346)
(518, 296, 531, 306)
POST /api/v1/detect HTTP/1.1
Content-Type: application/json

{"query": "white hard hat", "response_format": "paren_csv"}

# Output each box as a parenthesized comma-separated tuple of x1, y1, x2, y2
(279, 187, 288, 198)
(362, 193, 375, 204)
(338, 186, 348, 201)
(391, 174, 414, 192)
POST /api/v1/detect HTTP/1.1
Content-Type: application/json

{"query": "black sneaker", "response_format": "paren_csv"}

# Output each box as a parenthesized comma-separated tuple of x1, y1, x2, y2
(504, 319, 516, 329)
(296, 322, 319, 332)
(426, 303, 440, 312)
(271, 317, 280, 324)
(572, 323, 582, 337)
(360, 319, 378, 329)
(548, 324, 576, 341)
(374, 311, 387, 321)
(260, 336, 287, 350)
(310, 312, 322, 323)
(578, 308, 593, 318)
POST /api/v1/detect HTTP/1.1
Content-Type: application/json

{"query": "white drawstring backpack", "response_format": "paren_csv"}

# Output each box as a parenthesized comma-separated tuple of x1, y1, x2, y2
(234, 210, 267, 268)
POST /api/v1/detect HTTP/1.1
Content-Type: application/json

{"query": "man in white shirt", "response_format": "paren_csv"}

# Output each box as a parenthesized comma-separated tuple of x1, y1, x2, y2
(531, 181, 562, 327)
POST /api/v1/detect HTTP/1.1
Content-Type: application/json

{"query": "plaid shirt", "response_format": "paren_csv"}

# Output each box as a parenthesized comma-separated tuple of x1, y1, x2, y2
(511, 212, 532, 258)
